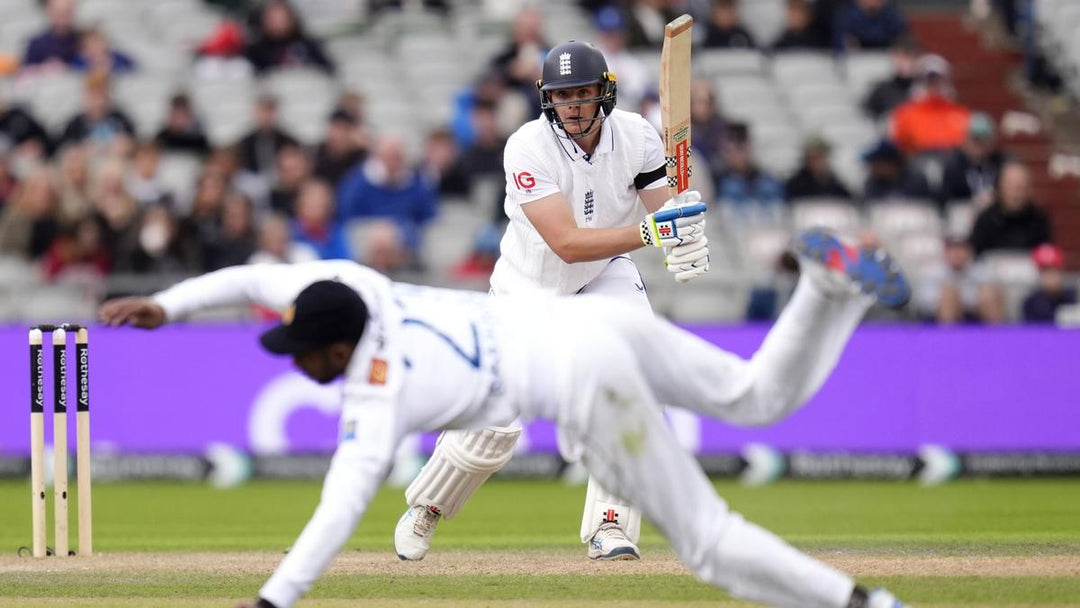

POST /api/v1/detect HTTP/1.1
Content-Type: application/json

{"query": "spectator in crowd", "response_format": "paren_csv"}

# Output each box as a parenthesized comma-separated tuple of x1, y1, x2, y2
(421, 127, 469, 197)
(237, 94, 298, 177)
(457, 100, 505, 182)
(785, 136, 851, 201)
(937, 112, 1008, 209)
(204, 145, 271, 212)
(180, 170, 228, 261)
(70, 28, 135, 75)
(248, 212, 318, 265)
(245, 0, 335, 75)
(313, 110, 366, 188)
(623, 0, 677, 49)
(833, 0, 907, 52)
(336, 135, 437, 264)
(593, 6, 649, 112)
(126, 143, 170, 207)
(704, 0, 757, 49)
(155, 94, 211, 156)
(715, 123, 784, 212)
(689, 79, 727, 184)
(56, 145, 91, 222)
(863, 38, 920, 120)
(269, 144, 311, 216)
(22, 0, 81, 69)
(291, 179, 350, 260)
(861, 139, 933, 204)
(890, 54, 972, 155)
(114, 203, 192, 274)
(41, 214, 110, 281)
(202, 190, 257, 270)
(773, 0, 824, 51)
(0, 93, 51, 159)
(57, 72, 136, 153)
(193, 19, 253, 80)
(0, 167, 60, 260)
(915, 236, 1005, 324)
(90, 157, 140, 257)
(0, 154, 17, 205)
(1023, 243, 1076, 323)
(334, 90, 366, 126)
(970, 161, 1052, 257)
(490, 7, 547, 101)
(450, 72, 506, 150)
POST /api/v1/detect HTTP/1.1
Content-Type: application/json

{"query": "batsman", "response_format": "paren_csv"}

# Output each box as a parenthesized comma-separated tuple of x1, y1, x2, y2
(394, 34, 710, 562)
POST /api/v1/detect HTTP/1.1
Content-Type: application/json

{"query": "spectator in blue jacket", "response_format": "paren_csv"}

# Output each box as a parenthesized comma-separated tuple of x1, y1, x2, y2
(834, 0, 907, 52)
(70, 28, 135, 75)
(716, 123, 784, 214)
(292, 179, 351, 260)
(336, 135, 437, 260)
(22, 0, 81, 69)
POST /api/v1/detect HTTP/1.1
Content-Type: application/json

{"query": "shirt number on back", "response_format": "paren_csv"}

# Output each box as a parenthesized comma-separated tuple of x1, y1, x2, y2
(402, 318, 481, 369)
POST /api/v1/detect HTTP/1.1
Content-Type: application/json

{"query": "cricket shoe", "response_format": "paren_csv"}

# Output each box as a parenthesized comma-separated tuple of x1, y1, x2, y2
(395, 505, 440, 561)
(793, 228, 910, 309)
(867, 588, 909, 608)
(587, 522, 640, 560)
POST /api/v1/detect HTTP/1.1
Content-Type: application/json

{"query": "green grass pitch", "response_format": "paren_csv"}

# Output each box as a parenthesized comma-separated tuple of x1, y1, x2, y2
(1, 478, 1078, 607)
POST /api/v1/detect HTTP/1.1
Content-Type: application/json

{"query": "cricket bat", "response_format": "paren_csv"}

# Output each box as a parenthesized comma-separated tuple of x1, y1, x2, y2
(660, 14, 693, 199)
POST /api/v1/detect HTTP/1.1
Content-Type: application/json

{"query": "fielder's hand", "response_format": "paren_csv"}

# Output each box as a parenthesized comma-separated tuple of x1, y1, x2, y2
(665, 237, 710, 283)
(98, 297, 167, 329)
(640, 190, 706, 248)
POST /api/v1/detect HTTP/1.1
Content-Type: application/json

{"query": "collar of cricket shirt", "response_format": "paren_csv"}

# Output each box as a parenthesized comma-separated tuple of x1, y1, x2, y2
(557, 115, 616, 165)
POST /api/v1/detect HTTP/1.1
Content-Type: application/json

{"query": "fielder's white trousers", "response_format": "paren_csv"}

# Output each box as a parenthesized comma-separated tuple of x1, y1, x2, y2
(545, 274, 870, 607)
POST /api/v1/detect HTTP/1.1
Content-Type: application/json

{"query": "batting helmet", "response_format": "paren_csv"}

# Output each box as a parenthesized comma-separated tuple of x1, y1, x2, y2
(536, 41, 617, 136)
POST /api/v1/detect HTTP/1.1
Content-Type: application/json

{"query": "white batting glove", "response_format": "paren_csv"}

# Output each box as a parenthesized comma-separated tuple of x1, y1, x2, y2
(640, 190, 706, 248)
(665, 236, 710, 283)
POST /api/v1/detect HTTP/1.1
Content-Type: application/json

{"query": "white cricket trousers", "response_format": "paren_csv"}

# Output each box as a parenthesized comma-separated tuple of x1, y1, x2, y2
(549, 275, 870, 608)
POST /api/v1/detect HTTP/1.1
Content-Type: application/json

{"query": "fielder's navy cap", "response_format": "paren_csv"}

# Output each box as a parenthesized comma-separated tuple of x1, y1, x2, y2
(259, 280, 368, 355)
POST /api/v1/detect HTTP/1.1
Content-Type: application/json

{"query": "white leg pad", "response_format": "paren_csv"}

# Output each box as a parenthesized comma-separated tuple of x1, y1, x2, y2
(404, 425, 521, 519)
(580, 475, 642, 543)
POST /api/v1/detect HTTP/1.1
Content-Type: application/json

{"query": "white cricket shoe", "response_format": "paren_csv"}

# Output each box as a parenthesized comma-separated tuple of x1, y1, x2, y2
(394, 505, 440, 561)
(587, 522, 640, 560)
(867, 588, 908, 608)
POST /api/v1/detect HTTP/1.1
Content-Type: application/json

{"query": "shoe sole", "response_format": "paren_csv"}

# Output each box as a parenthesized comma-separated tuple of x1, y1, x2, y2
(397, 553, 424, 561)
(794, 228, 911, 310)
(588, 546, 641, 560)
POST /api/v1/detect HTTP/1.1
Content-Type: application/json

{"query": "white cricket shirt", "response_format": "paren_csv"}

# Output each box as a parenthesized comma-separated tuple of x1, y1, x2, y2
(490, 108, 668, 295)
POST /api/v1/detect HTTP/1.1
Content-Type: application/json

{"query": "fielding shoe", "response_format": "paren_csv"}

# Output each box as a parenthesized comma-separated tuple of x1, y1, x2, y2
(587, 522, 641, 560)
(794, 228, 911, 309)
(395, 505, 440, 561)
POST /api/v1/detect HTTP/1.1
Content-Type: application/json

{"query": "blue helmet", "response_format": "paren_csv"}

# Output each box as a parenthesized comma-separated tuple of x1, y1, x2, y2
(535, 41, 617, 137)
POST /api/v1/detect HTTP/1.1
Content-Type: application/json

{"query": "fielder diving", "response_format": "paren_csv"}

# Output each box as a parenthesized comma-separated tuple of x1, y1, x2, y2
(99, 228, 911, 608)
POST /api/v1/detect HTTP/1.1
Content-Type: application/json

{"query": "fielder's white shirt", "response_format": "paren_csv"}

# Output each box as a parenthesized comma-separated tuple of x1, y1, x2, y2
(490, 108, 668, 295)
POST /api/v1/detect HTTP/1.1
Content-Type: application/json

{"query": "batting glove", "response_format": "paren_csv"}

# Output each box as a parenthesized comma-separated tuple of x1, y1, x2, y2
(640, 190, 706, 248)
(665, 236, 710, 283)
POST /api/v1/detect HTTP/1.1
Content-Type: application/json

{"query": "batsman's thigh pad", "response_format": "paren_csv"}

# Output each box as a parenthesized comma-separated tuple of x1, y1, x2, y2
(404, 425, 521, 519)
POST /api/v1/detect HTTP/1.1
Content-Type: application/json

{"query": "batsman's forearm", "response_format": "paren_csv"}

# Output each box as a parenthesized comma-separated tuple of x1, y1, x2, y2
(548, 224, 643, 264)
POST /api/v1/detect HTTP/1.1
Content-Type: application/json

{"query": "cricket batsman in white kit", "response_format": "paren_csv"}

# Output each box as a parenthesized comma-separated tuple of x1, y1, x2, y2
(100, 227, 911, 608)
(393, 40, 713, 563)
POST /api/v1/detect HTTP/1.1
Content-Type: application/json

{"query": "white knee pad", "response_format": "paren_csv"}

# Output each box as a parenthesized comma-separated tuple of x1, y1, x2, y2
(580, 476, 643, 543)
(404, 424, 521, 519)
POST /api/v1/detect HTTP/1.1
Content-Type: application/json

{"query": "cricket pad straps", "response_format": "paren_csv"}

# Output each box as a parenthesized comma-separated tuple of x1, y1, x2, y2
(404, 425, 522, 519)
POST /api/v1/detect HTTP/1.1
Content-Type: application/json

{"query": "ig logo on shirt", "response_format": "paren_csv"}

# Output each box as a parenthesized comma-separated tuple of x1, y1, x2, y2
(513, 172, 535, 193)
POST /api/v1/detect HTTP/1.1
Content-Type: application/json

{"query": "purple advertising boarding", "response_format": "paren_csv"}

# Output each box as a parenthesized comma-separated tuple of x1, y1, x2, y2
(1, 325, 1076, 455)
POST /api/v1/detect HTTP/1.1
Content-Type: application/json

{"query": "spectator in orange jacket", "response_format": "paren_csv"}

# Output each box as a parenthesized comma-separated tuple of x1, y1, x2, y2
(890, 54, 971, 155)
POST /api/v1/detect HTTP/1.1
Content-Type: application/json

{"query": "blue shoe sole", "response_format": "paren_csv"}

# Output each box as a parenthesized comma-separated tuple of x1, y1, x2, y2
(794, 229, 911, 309)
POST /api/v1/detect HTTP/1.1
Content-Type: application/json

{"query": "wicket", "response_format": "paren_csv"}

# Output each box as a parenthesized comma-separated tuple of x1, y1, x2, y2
(27, 323, 92, 558)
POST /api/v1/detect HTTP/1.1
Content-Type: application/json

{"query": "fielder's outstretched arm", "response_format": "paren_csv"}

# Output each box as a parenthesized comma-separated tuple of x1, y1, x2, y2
(100, 261, 390, 327)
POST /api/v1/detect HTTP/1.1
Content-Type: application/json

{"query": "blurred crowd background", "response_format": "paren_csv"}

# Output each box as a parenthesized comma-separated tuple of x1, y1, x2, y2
(0, 0, 1076, 324)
